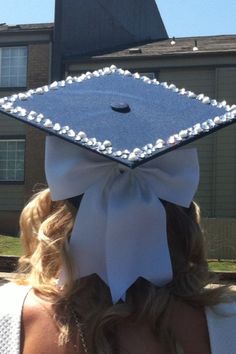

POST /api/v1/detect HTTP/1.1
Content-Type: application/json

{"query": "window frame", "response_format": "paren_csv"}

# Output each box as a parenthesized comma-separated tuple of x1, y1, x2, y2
(0, 136, 26, 185)
(0, 45, 28, 89)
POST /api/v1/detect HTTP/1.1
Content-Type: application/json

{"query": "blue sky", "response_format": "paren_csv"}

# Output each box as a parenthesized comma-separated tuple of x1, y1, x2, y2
(0, 0, 235, 38)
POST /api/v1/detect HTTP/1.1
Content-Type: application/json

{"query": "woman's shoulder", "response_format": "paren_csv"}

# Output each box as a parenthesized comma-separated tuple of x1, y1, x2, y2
(21, 290, 82, 354)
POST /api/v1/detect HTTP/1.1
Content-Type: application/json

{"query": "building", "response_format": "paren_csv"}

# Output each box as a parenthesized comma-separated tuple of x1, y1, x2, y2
(0, 23, 53, 234)
(0, 0, 236, 259)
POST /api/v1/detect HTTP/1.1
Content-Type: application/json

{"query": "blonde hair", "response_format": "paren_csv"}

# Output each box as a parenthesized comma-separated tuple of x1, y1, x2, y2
(17, 188, 231, 353)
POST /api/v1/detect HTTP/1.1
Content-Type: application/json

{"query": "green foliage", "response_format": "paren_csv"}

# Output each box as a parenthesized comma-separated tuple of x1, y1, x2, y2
(208, 260, 236, 272)
(0, 235, 22, 256)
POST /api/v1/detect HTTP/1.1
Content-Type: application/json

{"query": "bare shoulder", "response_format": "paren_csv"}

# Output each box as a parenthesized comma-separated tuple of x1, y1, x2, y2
(21, 290, 80, 354)
(170, 300, 211, 354)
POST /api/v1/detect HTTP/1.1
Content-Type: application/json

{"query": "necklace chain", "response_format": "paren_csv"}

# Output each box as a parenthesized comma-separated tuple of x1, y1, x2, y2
(71, 309, 89, 353)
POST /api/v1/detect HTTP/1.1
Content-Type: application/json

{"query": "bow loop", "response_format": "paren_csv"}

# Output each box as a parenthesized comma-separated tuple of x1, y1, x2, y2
(139, 149, 199, 206)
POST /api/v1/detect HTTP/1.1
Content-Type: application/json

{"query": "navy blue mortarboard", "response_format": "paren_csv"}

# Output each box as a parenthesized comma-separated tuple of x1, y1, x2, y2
(0, 65, 235, 168)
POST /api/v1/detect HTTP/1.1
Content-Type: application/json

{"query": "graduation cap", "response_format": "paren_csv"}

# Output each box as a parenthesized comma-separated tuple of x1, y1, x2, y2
(0, 65, 235, 169)
(1, 66, 236, 302)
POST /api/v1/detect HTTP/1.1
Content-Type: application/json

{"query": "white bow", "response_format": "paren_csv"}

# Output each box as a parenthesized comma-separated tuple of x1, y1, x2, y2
(45, 136, 199, 302)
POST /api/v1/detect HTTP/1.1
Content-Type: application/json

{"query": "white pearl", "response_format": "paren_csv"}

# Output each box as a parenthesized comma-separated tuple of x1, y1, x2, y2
(179, 88, 186, 95)
(133, 73, 140, 79)
(44, 119, 53, 128)
(123, 149, 130, 155)
(43, 86, 49, 92)
(85, 72, 92, 79)
(133, 148, 142, 155)
(50, 81, 58, 90)
(169, 84, 176, 90)
(27, 114, 36, 121)
(78, 131, 87, 139)
(214, 116, 222, 124)
(53, 123, 61, 131)
(161, 82, 168, 88)
(152, 79, 160, 85)
(178, 130, 189, 138)
(67, 129, 76, 137)
(202, 97, 210, 104)
(211, 99, 218, 106)
(18, 108, 27, 117)
(168, 136, 176, 144)
(193, 123, 203, 133)
(155, 139, 165, 146)
(67, 129, 75, 138)
(124, 70, 132, 76)
(196, 94, 205, 101)
(93, 71, 100, 77)
(103, 140, 112, 147)
(128, 152, 138, 161)
(2, 103, 13, 112)
(201, 122, 210, 130)
(207, 119, 215, 128)
(18, 93, 28, 101)
(58, 80, 66, 87)
(110, 65, 117, 71)
(35, 88, 44, 95)
(36, 114, 44, 123)
(187, 91, 197, 98)
(220, 100, 227, 107)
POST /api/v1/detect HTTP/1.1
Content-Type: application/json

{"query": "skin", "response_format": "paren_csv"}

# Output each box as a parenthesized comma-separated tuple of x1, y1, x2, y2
(21, 289, 211, 354)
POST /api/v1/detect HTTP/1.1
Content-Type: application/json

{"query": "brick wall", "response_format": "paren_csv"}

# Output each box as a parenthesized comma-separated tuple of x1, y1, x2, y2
(0, 42, 51, 236)
(24, 42, 51, 220)
(24, 43, 51, 204)
(24, 127, 47, 203)
(28, 43, 51, 88)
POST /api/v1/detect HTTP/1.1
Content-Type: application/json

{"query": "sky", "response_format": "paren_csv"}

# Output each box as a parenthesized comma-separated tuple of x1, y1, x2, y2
(0, 0, 235, 38)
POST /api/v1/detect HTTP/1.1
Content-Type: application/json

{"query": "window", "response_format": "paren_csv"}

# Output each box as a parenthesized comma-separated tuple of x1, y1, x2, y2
(0, 139, 25, 182)
(0, 47, 27, 87)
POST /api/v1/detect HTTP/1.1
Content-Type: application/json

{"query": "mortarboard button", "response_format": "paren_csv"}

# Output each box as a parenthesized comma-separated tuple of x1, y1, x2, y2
(111, 102, 131, 113)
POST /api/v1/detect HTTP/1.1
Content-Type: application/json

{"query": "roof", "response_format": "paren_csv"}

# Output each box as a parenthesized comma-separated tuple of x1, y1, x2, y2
(0, 23, 54, 33)
(54, 0, 168, 59)
(89, 35, 236, 59)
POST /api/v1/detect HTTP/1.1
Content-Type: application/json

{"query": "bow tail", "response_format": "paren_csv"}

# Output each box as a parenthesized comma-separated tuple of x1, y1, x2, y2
(106, 174, 173, 303)
(65, 177, 111, 285)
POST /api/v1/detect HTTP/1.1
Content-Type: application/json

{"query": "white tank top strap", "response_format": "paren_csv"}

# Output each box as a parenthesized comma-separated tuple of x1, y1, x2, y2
(0, 282, 31, 354)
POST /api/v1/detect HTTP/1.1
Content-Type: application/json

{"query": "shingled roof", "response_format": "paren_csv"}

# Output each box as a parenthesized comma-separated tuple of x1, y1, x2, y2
(0, 23, 53, 32)
(90, 35, 236, 59)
